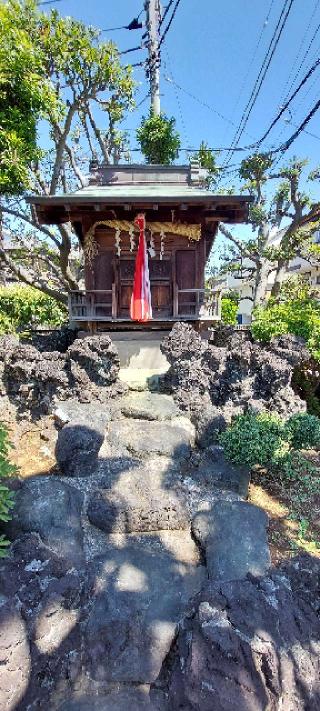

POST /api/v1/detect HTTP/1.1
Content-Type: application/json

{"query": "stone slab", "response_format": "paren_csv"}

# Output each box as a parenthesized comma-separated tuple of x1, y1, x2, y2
(87, 458, 189, 533)
(119, 391, 180, 421)
(58, 689, 155, 711)
(192, 500, 270, 582)
(106, 418, 195, 459)
(84, 531, 205, 683)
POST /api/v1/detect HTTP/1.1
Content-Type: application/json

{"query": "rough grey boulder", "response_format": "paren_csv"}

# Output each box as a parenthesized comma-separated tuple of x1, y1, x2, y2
(58, 690, 156, 711)
(161, 321, 205, 364)
(0, 597, 30, 711)
(161, 323, 308, 429)
(192, 500, 270, 581)
(67, 335, 121, 402)
(192, 404, 227, 448)
(56, 423, 104, 476)
(0, 535, 86, 711)
(5, 478, 84, 566)
(160, 554, 320, 711)
(186, 445, 250, 498)
(84, 532, 205, 683)
(0, 333, 123, 418)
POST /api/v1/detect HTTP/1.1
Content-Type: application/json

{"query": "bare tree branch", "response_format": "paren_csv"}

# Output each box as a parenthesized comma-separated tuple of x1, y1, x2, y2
(219, 223, 259, 263)
(2, 207, 61, 248)
(0, 246, 68, 305)
(50, 103, 78, 194)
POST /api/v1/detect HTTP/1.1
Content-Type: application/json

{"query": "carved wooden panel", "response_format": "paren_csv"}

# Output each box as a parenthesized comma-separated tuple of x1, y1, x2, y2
(149, 259, 171, 280)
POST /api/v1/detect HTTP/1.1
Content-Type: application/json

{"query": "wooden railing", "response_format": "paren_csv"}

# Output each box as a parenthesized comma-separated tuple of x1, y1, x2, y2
(173, 286, 221, 319)
(69, 286, 221, 322)
(69, 288, 117, 321)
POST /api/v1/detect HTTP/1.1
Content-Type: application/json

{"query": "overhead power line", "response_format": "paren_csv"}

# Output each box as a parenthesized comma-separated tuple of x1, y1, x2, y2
(229, 0, 276, 121)
(280, 0, 320, 103)
(223, 0, 295, 167)
(158, 0, 182, 49)
(279, 95, 320, 152)
(164, 75, 254, 137)
(257, 56, 320, 145)
(159, 0, 175, 27)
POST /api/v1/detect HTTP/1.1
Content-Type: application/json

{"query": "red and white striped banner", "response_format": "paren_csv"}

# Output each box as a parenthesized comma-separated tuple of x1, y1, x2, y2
(130, 213, 153, 322)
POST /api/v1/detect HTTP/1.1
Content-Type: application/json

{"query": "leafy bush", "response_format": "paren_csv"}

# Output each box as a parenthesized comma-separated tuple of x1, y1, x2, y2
(220, 410, 320, 478)
(0, 285, 67, 333)
(251, 278, 320, 414)
(251, 279, 320, 362)
(0, 424, 16, 557)
(219, 411, 287, 468)
(221, 291, 239, 325)
(137, 112, 181, 164)
(284, 413, 320, 450)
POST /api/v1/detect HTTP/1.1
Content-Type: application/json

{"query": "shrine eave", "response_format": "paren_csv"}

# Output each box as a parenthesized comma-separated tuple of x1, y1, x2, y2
(27, 186, 253, 226)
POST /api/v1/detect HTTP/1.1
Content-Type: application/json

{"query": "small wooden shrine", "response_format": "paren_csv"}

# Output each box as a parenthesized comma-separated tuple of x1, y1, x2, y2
(29, 162, 252, 331)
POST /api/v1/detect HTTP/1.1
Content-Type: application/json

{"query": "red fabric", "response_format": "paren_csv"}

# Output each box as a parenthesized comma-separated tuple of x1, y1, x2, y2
(130, 214, 153, 322)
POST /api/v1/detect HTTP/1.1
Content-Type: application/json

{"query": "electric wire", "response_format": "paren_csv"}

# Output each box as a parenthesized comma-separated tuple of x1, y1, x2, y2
(159, 0, 175, 28)
(163, 76, 255, 138)
(256, 56, 320, 146)
(158, 0, 182, 49)
(229, 0, 275, 122)
(223, 0, 295, 168)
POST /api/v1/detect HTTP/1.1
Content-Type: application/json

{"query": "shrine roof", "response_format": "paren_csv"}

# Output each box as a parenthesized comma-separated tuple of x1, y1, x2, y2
(28, 182, 251, 205)
(27, 162, 253, 225)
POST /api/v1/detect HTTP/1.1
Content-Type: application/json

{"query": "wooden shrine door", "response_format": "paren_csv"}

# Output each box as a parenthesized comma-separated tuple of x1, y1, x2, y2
(175, 249, 197, 316)
(93, 252, 114, 317)
(118, 257, 172, 319)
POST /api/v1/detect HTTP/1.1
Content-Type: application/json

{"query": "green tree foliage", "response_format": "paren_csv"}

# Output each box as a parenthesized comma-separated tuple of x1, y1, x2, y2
(251, 278, 320, 362)
(137, 112, 181, 164)
(219, 153, 320, 307)
(0, 0, 55, 194)
(251, 278, 320, 414)
(196, 140, 220, 188)
(0, 424, 16, 557)
(0, 0, 134, 302)
(0, 285, 67, 334)
(221, 290, 239, 325)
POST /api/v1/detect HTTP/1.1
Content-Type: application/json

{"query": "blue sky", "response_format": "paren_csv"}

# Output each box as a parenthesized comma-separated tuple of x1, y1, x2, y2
(44, 0, 320, 167)
(40, 0, 320, 262)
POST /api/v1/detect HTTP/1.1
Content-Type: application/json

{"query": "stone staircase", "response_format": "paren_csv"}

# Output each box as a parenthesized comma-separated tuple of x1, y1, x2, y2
(2, 382, 271, 711)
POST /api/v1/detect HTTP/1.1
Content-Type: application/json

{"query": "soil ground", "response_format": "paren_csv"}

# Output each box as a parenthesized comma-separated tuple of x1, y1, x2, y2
(249, 451, 320, 564)
(5, 417, 320, 566)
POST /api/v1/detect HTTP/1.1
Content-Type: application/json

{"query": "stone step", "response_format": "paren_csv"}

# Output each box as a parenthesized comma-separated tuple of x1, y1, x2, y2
(118, 391, 180, 421)
(119, 367, 164, 392)
(83, 531, 205, 684)
(105, 417, 195, 460)
(86, 457, 189, 535)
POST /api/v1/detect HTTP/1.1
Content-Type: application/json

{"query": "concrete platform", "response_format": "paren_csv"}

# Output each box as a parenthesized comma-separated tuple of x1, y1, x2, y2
(105, 331, 170, 369)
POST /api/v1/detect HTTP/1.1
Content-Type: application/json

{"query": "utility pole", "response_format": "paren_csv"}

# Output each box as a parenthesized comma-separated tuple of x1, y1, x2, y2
(145, 0, 161, 115)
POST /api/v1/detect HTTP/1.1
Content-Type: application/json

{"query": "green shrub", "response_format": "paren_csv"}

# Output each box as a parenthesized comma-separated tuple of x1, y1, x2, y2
(220, 410, 320, 481)
(221, 292, 239, 325)
(284, 413, 320, 450)
(0, 285, 67, 333)
(219, 411, 287, 468)
(251, 279, 320, 362)
(251, 279, 320, 415)
(0, 423, 16, 557)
